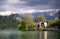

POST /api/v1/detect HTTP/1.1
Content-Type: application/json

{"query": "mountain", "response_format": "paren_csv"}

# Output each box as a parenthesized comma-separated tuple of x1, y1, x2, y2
(32, 12, 58, 20)
(22, 11, 59, 20)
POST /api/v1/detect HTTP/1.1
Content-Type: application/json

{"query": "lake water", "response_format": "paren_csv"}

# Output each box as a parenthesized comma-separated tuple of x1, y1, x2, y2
(0, 30, 60, 39)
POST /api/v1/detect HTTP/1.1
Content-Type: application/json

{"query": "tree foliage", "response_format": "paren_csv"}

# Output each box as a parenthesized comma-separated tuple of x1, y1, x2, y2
(18, 13, 37, 30)
(58, 10, 60, 20)
(38, 15, 47, 22)
(0, 14, 19, 30)
(18, 19, 28, 30)
(25, 13, 34, 25)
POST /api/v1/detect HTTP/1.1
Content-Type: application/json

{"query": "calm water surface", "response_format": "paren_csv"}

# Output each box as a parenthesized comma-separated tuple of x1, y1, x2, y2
(0, 30, 60, 39)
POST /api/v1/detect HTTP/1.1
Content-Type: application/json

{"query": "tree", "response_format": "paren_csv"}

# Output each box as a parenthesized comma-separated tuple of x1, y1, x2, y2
(58, 10, 60, 20)
(30, 23, 37, 30)
(58, 10, 60, 29)
(18, 19, 28, 30)
(23, 13, 34, 30)
(47, 10, 60, 29)
(0, 14, 19, 30)
(25, 13, 34, 25)
(38, 15, 47, 22)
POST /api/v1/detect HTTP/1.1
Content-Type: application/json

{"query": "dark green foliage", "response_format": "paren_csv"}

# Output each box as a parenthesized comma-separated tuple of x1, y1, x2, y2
(18, 19, 28, 30)
(0, 15, 19, 30)
(58, 10, 60, 20)
(56, 20, 60, 29)
(57, 10, 60, 29)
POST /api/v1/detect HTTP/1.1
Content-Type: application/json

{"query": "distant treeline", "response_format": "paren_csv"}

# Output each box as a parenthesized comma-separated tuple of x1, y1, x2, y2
(0, 14, 19, 30)
(0, 11, 60, 30)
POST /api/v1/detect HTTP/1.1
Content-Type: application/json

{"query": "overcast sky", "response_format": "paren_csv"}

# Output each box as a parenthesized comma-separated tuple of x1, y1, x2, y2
(0, 0, 60, 14)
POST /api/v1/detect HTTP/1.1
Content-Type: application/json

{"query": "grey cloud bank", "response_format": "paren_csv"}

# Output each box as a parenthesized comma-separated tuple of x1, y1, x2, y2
(0, 0, 60, 13)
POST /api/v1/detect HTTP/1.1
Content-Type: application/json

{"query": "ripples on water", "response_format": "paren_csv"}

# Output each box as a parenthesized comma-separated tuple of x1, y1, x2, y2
(0, 30, 60, 39)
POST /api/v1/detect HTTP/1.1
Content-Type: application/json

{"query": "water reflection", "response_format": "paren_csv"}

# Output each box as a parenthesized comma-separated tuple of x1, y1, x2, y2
(0, 31, 59, 39)
(9, 33, 18, 39)
(44, 31, 47, 39)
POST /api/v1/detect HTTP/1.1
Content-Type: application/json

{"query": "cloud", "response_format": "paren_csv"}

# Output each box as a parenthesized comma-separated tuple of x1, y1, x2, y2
(25, 0, 60, 8)
(0, 0, 27, 4)
(20, 9, 60, 13)
(0, 0, 60, 13)
(0, 11, 17, 16)
(6, 0, 19, 4)
(0, 9, 59, 16)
